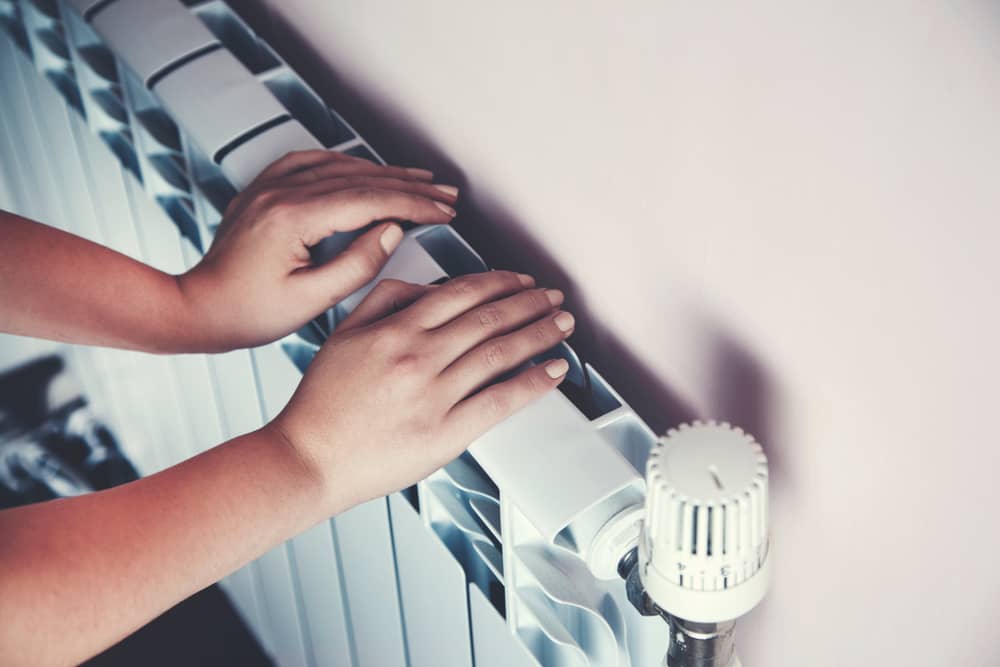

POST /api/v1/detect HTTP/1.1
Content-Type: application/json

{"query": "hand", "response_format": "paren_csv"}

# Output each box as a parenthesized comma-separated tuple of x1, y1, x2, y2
(177, 150, 459, 352)
(268, 271, 576, 513)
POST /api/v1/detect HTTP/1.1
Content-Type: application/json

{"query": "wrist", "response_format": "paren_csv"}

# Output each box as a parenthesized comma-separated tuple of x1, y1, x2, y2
(260, 420, 342, 518)
(172, 269, 233, 354)
(120, 270, 205, 354)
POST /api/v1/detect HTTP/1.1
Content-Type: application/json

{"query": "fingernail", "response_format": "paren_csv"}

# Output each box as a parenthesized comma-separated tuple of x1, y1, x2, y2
(433, 184, 459, 197)
(380, 224, 403, 253)
(406, 167, 434, 180)
(545, 289, 564, 306)
(517, 273, 535, 287)
(554, 311, 575, 332)
(434, 201, 457, 217)
(545, 358, 570, 378)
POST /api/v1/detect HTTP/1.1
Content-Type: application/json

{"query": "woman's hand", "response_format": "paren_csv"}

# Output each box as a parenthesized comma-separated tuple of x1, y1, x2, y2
(268, 271, 576, 513)
(177, 150, 459, 352)
(0, 150, 456, 354)
(0, 270, 573, 666)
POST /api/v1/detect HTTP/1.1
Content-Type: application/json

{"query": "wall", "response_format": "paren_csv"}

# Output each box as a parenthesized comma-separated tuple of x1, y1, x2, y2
(238, 1, 1000, 664)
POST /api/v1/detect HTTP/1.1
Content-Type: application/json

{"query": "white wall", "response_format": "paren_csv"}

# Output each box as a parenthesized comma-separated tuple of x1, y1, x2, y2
(242, 1, 1000, 664)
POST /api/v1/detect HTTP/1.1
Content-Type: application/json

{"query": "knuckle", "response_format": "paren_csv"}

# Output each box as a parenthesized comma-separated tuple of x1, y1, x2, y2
(481, 270, 513, 289)
(525, 289, 548, 311)
(533, 322, 552, 344)
(447, 275, 476, 297)
(482, 341, 507, 369)
(501, 270, 523, 288)
(477, 305, 504, 330)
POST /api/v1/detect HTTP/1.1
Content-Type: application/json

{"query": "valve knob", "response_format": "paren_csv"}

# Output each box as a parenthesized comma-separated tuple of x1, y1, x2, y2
(639, 421, 770, 624)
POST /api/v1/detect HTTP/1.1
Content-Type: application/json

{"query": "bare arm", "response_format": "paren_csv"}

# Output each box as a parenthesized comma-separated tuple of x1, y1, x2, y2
(0, 147, 575, 666)
(0, 271, 574, 666)
(0, 149, 458, 353)
(0, 427, 323, 665)
(0, 212, 199, 353)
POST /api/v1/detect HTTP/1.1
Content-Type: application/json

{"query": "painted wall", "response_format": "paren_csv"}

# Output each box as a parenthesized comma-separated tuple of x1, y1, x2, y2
(238, 1, 1000, 664)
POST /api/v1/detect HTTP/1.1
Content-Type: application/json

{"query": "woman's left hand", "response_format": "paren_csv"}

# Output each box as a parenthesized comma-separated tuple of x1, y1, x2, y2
(177, 149, 459, 352)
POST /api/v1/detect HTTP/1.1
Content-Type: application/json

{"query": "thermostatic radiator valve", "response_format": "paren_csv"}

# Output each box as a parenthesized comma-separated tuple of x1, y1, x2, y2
(617, 421, 770, 667)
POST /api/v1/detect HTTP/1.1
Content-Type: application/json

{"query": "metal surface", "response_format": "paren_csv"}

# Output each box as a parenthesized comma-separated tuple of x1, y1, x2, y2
(666, 619, 737, 667)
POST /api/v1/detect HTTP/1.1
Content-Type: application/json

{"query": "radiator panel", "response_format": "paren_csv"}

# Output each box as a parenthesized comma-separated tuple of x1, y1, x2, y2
(389, 492, 474, 667)
(0, 1, 674, 664)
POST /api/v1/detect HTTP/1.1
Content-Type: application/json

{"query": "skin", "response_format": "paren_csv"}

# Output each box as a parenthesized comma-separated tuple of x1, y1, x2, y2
(0, 150, 574, 666)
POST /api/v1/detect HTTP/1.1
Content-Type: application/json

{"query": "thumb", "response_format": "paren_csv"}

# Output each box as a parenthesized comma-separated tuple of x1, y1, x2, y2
(297, 223, 403, 306)
(337, 279, 433, 331)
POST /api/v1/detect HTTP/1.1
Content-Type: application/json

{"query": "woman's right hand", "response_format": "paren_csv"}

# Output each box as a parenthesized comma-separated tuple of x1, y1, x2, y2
(268, 271, 575, 515)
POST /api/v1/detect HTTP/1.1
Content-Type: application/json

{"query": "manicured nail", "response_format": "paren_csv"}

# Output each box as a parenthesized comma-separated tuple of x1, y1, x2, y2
(380, 224, 403, 253)
(434, 201, 457, 216)
(406, 167, 434, 180)
(554, 311, 575, 332)
(433, 184, 459, 197)
(545, 289, 564, 306)
(517, 273, 535, 287)
(545, 358, 570, 378)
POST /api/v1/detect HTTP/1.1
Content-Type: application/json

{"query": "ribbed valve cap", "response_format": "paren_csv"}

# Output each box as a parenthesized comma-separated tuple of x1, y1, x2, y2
(639, 421, 770, 623)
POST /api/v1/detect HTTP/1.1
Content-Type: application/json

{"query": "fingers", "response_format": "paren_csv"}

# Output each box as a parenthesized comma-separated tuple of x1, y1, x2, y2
(253, 149, 436, 188)
(425, 287, 564, 363)
(220, 150, 453, 250)
(294, 176, 458, 210)
(278, 160, 435, 187)
(444, 359, 570, 445)
(293, 188, 456, 246)
(221, 150, 362, 222)
(337, 279, 432, 331)
(401, 271, 535, 330)
(295, 223, 403, 306)
(251, 149, 356, 184)
(438, 310, 575, 401)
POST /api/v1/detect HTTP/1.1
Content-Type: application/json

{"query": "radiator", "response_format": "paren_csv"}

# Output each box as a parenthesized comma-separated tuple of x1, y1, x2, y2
(0, 1, 676, 665)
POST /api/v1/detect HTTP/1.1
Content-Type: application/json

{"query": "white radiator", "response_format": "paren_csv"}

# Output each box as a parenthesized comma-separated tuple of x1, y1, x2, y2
(0, 1, 676, 665)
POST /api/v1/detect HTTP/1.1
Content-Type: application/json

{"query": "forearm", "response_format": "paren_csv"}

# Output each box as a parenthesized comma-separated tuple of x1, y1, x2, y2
(0, 211, 203, 353)
(0, 426, 332, 667)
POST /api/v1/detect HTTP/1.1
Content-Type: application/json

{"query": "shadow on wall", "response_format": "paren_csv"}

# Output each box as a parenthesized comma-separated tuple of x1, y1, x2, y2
(229, 2, 784, 470)
(698, 325, 790, 495)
